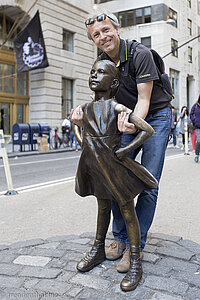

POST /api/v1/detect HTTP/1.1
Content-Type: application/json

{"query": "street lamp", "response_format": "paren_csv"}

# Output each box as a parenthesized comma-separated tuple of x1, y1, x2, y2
(166, 17, 176, 25)
(162, 34, 200, 59)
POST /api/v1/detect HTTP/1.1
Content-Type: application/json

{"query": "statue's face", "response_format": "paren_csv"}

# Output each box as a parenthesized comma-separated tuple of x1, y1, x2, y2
(89, 61, 114, 92)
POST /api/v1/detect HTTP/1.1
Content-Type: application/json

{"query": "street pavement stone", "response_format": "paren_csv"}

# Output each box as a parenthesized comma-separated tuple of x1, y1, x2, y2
(150, 233, 182, 243)
(9, 239, 45, 249)
(151, 292, 183, 300)
(18, 266, 62, 279)
(0, 232, 199, 299)
(30, 248, 66, 258)
(0, 253, 18, 263)
(178, 239, 200, 254)
(155, 241, 194, 260)
(0, 245, 8, 251)
(143, 275, 189, 295)
(0, 263, 22, 276)
(35, 242, 61, 249)
(13, 255, 51, 267)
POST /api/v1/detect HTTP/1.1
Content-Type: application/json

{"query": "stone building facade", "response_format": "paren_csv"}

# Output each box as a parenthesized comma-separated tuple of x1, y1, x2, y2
(0, 0, 94, 134)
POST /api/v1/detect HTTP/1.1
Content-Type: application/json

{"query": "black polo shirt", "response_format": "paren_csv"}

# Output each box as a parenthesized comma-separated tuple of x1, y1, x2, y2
(96, 38, 171, 114)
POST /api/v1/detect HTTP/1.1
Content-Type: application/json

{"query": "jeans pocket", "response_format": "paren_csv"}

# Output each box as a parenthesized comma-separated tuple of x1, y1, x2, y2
(151, 107, 171, 121)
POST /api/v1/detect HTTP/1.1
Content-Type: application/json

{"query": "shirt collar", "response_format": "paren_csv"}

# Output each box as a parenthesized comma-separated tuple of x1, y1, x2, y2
(118, 38, 128, 65)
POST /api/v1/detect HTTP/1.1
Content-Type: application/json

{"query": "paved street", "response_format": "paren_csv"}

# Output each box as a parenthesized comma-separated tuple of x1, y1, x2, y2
(0, 145, 200, 299)
(0, 150, 80, 193)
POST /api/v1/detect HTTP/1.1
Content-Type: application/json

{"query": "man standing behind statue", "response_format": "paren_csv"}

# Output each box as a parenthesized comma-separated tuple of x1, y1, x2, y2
(72, 12, 172, 273)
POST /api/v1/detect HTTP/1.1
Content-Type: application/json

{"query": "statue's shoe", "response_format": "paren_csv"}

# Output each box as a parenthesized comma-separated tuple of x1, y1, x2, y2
(120, 253, 142, 292)
(77, 240, 106, 272)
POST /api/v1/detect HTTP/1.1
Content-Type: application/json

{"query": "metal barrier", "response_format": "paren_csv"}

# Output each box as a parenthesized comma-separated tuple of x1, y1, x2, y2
(0, 130, 17, 195)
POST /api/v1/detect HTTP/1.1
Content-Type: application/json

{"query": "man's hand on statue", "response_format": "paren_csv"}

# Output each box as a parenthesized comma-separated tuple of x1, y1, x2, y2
(71, 106, 83, 127)
(118, 112, 136, 134)
(115, 148, 125, 160)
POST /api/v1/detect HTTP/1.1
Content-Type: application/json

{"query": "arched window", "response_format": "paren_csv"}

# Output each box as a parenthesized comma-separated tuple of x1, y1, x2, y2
(0, 11, 29, 135)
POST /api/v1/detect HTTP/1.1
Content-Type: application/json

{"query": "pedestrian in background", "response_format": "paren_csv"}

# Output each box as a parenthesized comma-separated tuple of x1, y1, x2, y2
(177, 106, 189, 150)
(68, 115, 78, 151)
(171, 106, 179, 148)
(190, 95, 200, 163)
(62, 114, 71, 142)
(189, 100, 197, 153)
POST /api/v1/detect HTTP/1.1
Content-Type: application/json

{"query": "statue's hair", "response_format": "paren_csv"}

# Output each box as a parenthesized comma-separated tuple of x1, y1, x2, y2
(92, 60, 120, 98)
(85, 10, 119, 40)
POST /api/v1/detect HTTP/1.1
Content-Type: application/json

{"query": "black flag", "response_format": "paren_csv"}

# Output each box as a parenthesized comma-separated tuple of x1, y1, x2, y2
(14, 10, 49, 73)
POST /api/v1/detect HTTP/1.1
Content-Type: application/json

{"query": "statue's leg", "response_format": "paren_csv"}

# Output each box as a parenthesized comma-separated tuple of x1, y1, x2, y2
(77, 198, 111, 272)
(119, 200, 143, 292)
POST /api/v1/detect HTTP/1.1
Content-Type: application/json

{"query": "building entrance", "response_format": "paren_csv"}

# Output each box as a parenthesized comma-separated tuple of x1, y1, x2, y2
(0, 103, 10, 134)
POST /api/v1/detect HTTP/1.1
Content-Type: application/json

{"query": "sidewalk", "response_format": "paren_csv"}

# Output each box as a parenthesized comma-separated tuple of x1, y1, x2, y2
(0, 232, 199, 299)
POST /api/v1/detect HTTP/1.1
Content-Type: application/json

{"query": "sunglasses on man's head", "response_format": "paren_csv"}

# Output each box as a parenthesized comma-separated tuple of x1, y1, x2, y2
(85, 13, 115, 27)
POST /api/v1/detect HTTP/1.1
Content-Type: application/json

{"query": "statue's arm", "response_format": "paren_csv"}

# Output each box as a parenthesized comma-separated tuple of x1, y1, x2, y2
(114, 104, 154, 159)
(74, 125, 82, 146)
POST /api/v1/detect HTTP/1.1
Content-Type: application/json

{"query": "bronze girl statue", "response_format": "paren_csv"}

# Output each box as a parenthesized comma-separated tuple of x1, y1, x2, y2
(72, 60, 157, 292)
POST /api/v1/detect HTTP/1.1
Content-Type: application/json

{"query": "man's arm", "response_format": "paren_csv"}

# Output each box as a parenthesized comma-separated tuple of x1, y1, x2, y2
(118, 81, 153, 133)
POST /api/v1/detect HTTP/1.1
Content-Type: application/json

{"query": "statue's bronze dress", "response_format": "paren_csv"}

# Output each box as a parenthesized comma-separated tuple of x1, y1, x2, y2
(75, 99, 157, 204)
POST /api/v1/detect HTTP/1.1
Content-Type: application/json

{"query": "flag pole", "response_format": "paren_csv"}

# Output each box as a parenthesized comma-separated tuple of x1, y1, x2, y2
(0, 0, 39, 49)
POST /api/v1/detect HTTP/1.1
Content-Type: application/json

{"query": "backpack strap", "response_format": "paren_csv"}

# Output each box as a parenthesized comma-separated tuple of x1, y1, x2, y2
(125, 40, 140, 77)
(127, 40, 140, 58)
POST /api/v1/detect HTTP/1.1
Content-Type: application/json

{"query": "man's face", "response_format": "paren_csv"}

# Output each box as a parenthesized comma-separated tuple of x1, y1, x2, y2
(89, 61, 113, 92)
(88, 18, 120, 56)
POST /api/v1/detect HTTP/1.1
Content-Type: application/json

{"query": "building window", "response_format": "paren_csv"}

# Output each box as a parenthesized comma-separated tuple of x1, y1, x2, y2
(0, 13, 19, 50)
(144, 7, 151, 23)
(0, 64, 14, 94)
(135, 9, 142, 25)
(169, 69, 179, 109)
(127, 10, 134, 27)
(17, 104, 23, 123)
(188, 47, 192, 63)
(188, 19, 192, 35)
(118, 7, 151, 28)
(141, 36, 151, 48)
(119, 12, 126, 27)
(171, 39, 178, 57)
(0, 63, 28, 95)
(187, 0, 191, 8)
(63, 29, 74, 52)
(62, 78, 73, 119)
(17, 72, 27, 95)
(169, 8, 177, 27)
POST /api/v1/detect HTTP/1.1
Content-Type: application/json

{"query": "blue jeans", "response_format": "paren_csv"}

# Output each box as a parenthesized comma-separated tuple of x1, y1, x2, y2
(70, 131, 78, 149)
(171, 128, 177, 146)
(112, 107, 171, 250)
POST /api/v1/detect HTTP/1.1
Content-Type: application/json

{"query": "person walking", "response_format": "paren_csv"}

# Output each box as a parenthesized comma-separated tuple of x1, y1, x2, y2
(67, 115, 78, 151)
(177, 106, 190, 151)
(171, 106, 179, 148)
(62, 114, 71, 144)
(190, 95, 200, 163)
(72, 11, 172, 272)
